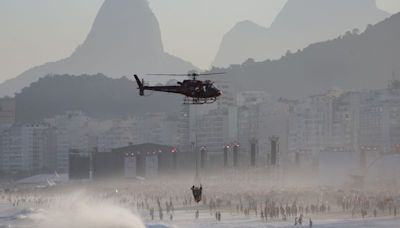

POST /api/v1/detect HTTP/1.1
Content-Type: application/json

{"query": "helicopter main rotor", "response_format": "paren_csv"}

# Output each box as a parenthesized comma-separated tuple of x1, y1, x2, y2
(146, 72, 225, 80)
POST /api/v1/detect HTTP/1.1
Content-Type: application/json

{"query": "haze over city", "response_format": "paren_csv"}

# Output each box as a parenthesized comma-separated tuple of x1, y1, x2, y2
(1, 0, 400, 227)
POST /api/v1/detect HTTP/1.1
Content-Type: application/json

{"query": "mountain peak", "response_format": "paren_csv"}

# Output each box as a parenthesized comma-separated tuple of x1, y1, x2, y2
(224, 11, 400, 98)
(0, 0, 196, 97)
(230, 20, 267, 34)
(75, 0, 163, 57)
(272, 0, 387, 31)
(235, 20, 262, 28)
(212, 20, 269, 67)
(213, 0, 389, 67)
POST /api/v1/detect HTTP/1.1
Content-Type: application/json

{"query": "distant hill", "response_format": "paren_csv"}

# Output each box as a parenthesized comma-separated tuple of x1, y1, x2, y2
(14, 12, 400, 122)
(15, 74, 181, 122)
(213, 0, 389, 67)
(218, 12, 400, 98)
(0, 0, 196, 97)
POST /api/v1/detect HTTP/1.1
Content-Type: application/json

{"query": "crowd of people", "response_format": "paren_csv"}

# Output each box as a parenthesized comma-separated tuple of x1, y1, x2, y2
(0, 177, 399, 226)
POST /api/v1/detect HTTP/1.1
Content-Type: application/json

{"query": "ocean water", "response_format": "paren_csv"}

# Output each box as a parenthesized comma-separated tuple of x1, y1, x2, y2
(1, 202, 400, 228)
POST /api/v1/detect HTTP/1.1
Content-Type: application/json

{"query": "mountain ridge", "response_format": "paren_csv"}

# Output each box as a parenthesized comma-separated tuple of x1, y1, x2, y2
(213, 0, 389, 67)
(218, 12, 400, 98)
(0, 0, 196, 97)
(15, 74, 182, 122)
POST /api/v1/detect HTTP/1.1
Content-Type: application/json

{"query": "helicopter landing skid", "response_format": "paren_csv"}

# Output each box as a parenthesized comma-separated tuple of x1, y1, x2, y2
(184, 97, 217, 105)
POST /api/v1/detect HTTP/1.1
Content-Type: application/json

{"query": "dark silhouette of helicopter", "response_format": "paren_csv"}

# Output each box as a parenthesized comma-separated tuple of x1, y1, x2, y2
(134, 72, 224, 104)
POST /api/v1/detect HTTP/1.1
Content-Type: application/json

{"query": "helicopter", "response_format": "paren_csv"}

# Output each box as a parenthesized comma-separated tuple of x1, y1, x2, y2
(134, 72, 224, 105)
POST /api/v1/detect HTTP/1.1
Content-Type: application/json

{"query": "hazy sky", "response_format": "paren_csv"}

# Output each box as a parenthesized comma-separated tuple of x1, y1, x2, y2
(1, 0, 400, 83)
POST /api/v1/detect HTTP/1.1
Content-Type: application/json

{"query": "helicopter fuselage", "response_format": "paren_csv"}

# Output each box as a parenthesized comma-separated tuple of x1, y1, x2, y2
(143, 80, 220, 98)
(135, 75, 221, 99)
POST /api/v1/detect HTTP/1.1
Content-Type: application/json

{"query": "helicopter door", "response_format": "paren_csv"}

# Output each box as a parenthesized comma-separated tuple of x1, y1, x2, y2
(202, 85, 208, 97)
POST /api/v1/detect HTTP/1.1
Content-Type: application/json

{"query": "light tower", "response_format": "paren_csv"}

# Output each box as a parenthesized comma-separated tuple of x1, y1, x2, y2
(224, 145, 229, 167)
(233, 143, 239, 167)
(171, 148, 177, 172)
(270, 136, 279, 166)
(250, 138, 258, 167)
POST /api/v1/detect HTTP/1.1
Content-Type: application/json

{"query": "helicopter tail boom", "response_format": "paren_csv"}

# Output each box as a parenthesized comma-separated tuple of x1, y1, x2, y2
(134, 75, 145, 96)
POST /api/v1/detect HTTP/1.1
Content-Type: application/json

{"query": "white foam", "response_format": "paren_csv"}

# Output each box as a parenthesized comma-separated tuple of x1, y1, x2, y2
(26, 192, 145, 228)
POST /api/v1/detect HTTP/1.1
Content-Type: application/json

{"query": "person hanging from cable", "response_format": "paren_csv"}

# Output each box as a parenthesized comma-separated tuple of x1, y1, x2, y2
(191, 185, 203, 203)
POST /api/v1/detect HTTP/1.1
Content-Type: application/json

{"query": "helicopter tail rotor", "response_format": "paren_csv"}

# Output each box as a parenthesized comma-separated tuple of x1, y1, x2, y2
(134, 75, 145, 96)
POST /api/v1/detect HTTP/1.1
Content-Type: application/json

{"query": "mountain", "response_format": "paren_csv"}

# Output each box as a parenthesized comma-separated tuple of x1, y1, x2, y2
(213, 21, 270, 69)
(213, 0, 389, 67)
(218, 12, 400, 98)
(0, 0, 196, 97)
(15, 74, 182, 122)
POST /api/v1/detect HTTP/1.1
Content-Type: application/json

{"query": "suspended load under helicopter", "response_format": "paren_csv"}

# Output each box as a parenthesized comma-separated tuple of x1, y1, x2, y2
(191, 185, 203, 203)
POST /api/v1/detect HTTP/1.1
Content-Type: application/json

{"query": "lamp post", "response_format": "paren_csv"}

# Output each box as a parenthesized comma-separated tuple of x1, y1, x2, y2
(269, 136, 279, 166)
(250, 138, 257, 167)
(233, 143, 239, 168)
(171, 148, 177, 172)
(224, 145, 229, 167)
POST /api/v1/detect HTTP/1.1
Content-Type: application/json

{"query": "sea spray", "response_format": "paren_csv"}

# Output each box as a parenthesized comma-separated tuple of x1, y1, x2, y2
(26, 192, 145, 228)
